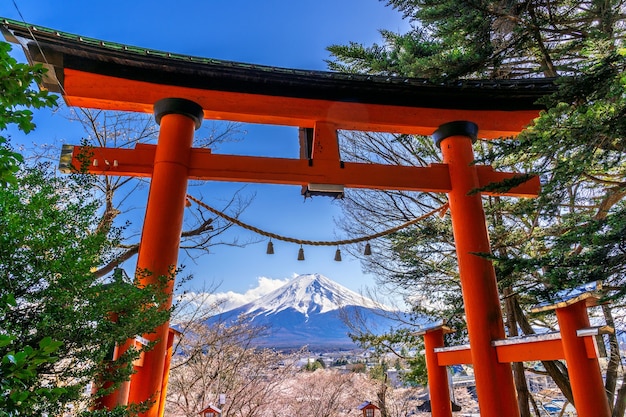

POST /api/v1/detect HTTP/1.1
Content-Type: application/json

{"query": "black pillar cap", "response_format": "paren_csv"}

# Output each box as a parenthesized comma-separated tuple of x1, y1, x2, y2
(154, 98, 204, 130)
(432, 121, 479, 148)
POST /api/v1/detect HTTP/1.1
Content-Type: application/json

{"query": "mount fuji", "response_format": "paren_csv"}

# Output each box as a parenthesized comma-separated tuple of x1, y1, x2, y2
(206, 273, 400, 349)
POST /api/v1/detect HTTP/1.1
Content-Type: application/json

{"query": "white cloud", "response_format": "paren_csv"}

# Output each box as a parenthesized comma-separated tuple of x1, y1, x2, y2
(216, 276, 289, 310)
(173, 276, 290, 321)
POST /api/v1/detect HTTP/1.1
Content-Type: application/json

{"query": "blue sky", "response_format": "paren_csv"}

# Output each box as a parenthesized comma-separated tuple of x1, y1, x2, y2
(4, 1, 410, 302)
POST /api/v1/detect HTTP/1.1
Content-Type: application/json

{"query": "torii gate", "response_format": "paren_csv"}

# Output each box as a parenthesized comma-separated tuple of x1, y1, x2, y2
(3, 18, 609, 417)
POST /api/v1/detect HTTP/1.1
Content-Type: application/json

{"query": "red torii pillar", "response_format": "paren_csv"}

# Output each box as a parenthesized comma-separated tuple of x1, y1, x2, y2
(157, 328, 181, 417)
(419, 325, 454, 417)
(433, 121, 519, 417)
(419, 287, 612, 417)
(556, 299, 611, 417)
(126, 98, 203, 415)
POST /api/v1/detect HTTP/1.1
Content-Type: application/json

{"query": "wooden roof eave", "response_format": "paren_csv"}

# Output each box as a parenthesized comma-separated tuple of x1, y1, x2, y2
(1, 18, 557, 138)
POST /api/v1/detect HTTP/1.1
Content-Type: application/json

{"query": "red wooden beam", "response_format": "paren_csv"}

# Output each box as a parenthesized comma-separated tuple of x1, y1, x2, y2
(61, 69, 542, 138)
(434, 332, 603, 366)
(2, 16, 554, 141)
(434, 345, 473, 366)
(61, 144, 540, 197)
(493, 334, 565, 362)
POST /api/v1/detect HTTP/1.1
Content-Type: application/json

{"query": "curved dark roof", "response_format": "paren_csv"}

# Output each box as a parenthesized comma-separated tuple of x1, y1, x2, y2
(1, 17, 555, 111)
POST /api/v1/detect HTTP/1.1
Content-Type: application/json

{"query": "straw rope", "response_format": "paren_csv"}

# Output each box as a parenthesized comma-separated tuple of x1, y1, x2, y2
(186, 194, 449, 247)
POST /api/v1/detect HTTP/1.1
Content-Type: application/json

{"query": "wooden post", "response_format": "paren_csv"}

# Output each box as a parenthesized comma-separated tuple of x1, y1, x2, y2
(157, 328, 180, 417)
(433, 121, 519, 417)
(92, 337, 132, 410)
(422, 327, 453, 417)
(555, 300, 611, 417)
(126, 98, 203, 417)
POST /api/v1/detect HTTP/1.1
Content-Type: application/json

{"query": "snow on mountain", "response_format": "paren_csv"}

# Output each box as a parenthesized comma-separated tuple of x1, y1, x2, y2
(238, 273, 384, 319)
(206, 273, 400, 349)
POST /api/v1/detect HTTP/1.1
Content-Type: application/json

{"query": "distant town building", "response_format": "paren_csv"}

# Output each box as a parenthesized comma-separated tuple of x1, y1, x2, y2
(357, 401, 379, 417)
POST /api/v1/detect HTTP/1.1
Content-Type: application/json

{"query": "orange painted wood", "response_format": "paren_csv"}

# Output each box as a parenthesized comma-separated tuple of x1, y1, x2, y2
(435, 337, 599, 365)
(311, 121, 341, 161)
(440, 134, 519, 417)
(436, 334, 600, 365)
(556, 301, 611, 417)
(583, 335, 599, 359)
(68, 144, 157, 177)
(67, 145, 539, 196)
(92, 338, 133, 410)
(125, 113, 197, 417)
(495, 338, 564, 362)
(157, 329, 178, 417)
(436, 347, 473, 366)
(63, 69, 541, 138)
(424, 329, 453, 417)
(5, 20, 556, 417)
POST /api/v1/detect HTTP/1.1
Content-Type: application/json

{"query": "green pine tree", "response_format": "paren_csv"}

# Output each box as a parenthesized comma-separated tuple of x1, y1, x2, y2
(329, 1, 626, 415)
(0, 41, 170, 416)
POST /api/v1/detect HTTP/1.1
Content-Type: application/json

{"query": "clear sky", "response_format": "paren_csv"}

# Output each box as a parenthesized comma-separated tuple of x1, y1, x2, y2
(3, 1, 410, 302)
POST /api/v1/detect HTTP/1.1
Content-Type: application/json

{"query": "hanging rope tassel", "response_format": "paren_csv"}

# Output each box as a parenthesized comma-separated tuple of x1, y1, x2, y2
(334, 248, 342, 262)
(185, 194, 449, 257)
(266, 240, 274, 255)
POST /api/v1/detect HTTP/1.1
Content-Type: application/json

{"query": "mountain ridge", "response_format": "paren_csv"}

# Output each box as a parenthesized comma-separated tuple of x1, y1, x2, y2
(234, 273, 385, 317)
(206, 273, 399, 349)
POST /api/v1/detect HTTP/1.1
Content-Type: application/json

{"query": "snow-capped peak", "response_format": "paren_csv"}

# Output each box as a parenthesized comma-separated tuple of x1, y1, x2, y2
(241, 273, 382, 317)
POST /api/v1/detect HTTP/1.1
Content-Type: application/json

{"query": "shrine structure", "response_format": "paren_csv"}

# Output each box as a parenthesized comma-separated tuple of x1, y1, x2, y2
(2, 18, 610, 417)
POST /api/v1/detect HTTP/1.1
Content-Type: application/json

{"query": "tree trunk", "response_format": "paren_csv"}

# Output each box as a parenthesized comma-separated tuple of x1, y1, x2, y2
(512, 362, 532, 417)
(377, 374, 389, 417)
(528, 392, 542, 417)
(557, 399, 571, 417)
(613, 383, 626, 417)
(503, 288, 532, 417)
(603, 303, 620, 412)
(512, 295, 574, 405)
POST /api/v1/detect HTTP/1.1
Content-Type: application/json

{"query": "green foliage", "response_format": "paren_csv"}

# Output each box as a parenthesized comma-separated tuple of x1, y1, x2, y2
(0, 41, 57, 187)
(79, 406, 144, 417)
(0, 38, 68, 417)
(330, 0, 626, 409)
(0, 165, 171, 414)
(1, 38, 228, 416)
(0, 138, 23, 188)
(328, 0, 624, 79)
(302, 358, 325, 372)
(327, 31, 457, 79)
(327, 20, 493, 80)
(0, 333, 65, 417)
(0, 41, 170, 415)
(493, 202, 626, 301)
(520, 53, 624, 199)
(368, 360, 388, 381)
(480, 50, 626, 304)
(388, 223, 463, 322)
(331, 0, 626, 304)
(401, 355, 427, 387)
(0, 42, 57, 133)
(332, 357, 348, 366)
(349, 327, 428, 386)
